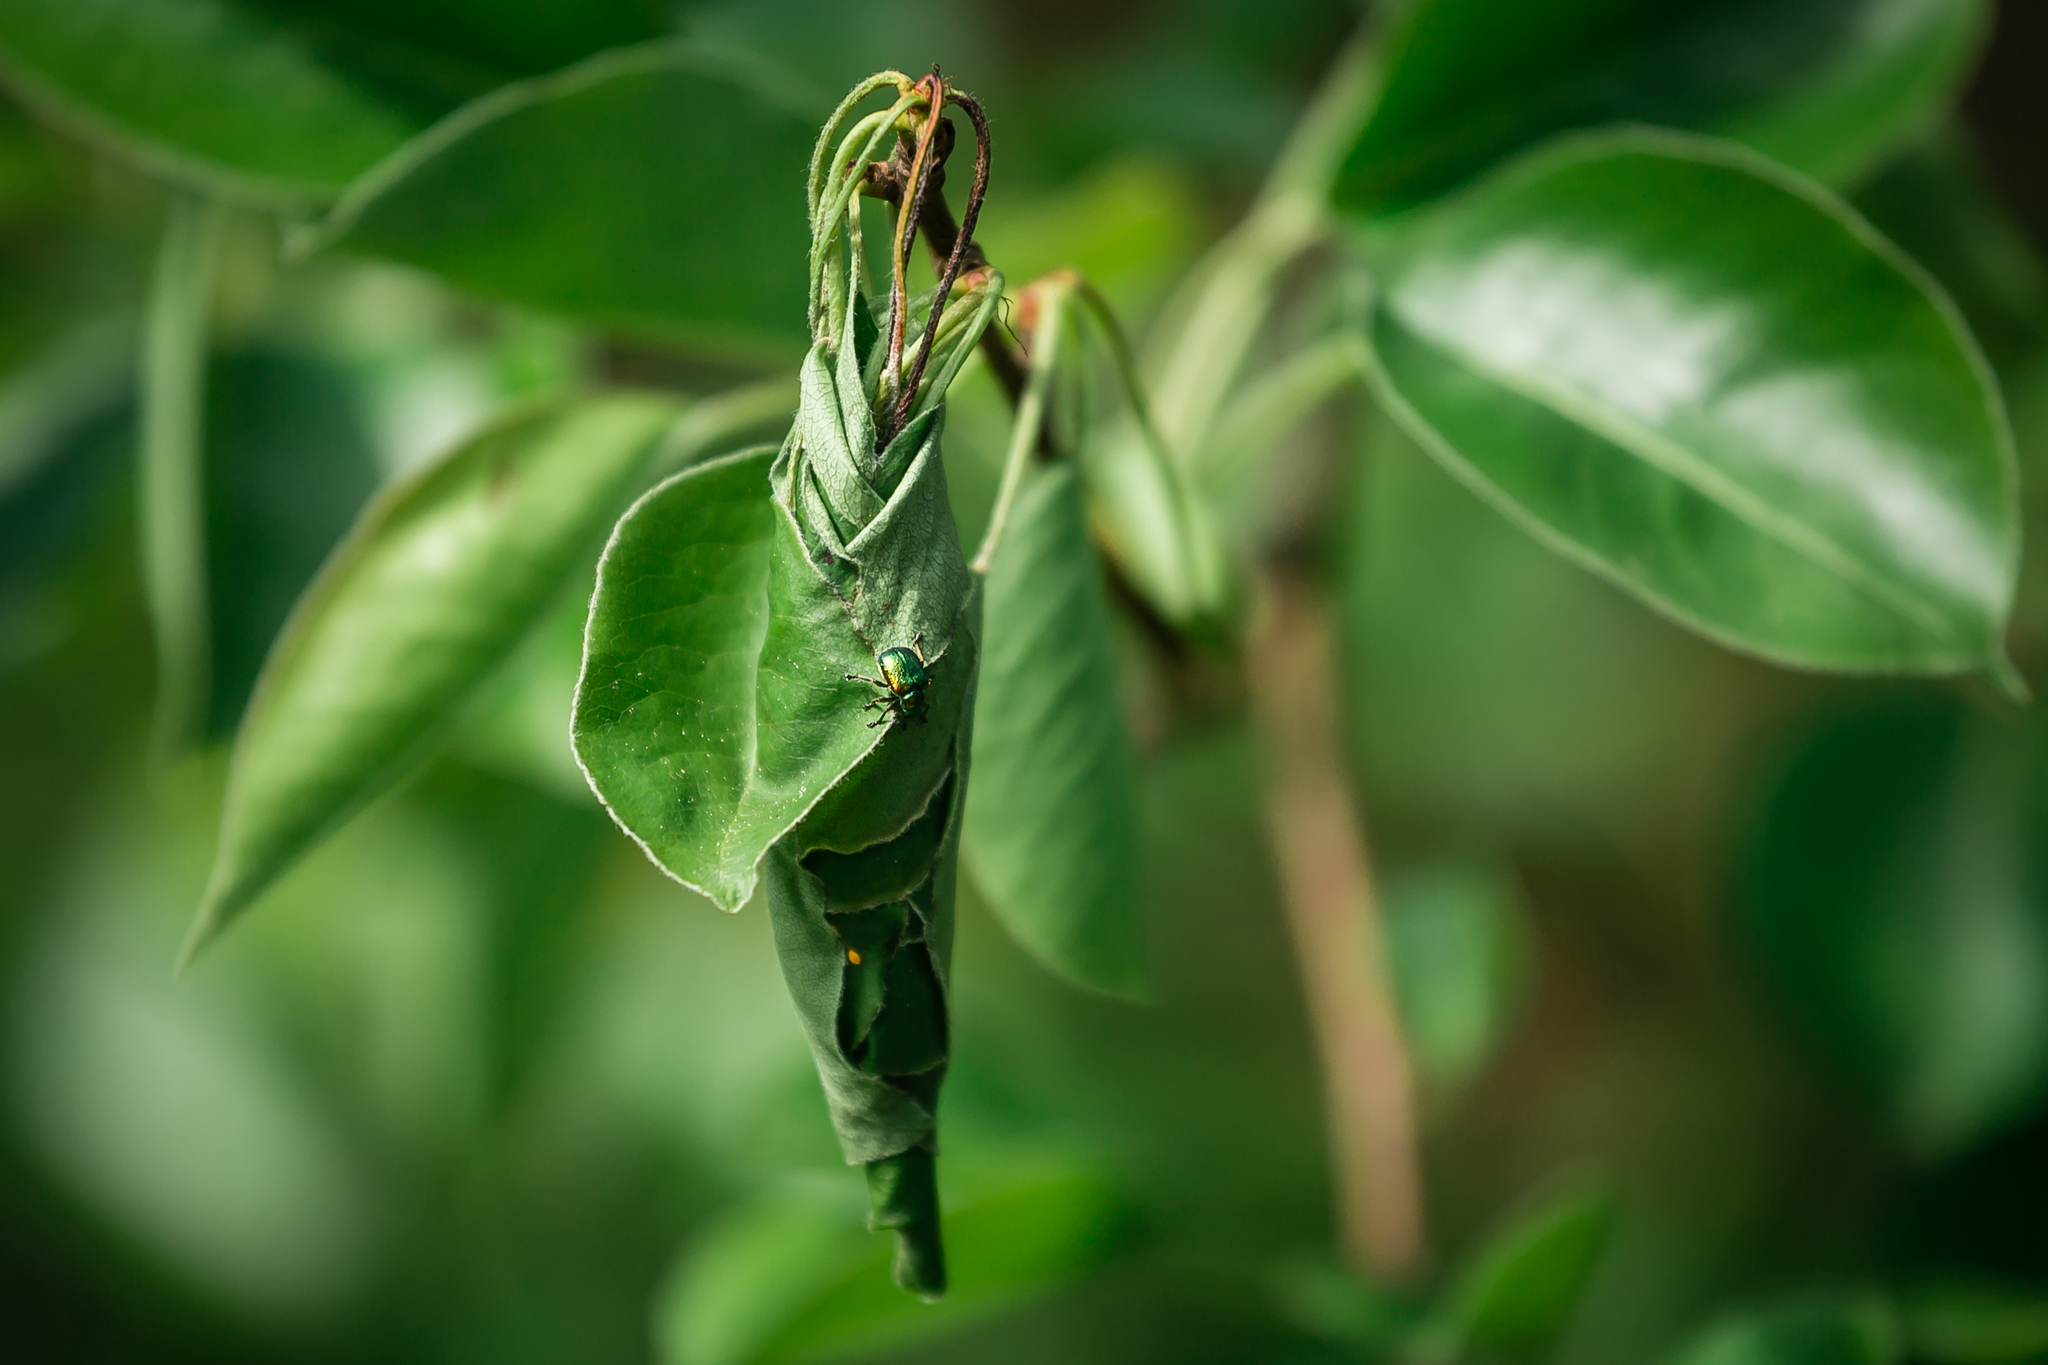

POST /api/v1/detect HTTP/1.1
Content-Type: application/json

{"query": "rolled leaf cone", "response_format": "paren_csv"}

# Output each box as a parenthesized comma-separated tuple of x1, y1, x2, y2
(760, 278, 984, 1295)
(576, 75, 1001, 1296)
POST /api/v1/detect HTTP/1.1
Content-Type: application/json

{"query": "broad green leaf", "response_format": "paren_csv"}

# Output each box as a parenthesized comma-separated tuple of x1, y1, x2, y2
(1382, 856, 1531, 1094)
(1418, 1181, 1615, 1361)
(656, 1170, 1124, 1365)
(0, 0, 419, 202)
(1904, 1284, 2048, 1365)
(186, 393, 680, 962)
(1359, 130, 2018, 680)
(305, 42, 819, 355)
(1674, 1295, 1902, 1365)
(1736, 698, 2048, 1156)
(963, 461, 1147, 999)
(1337, 0, 1990, 214)
(570, 446, 892, 914)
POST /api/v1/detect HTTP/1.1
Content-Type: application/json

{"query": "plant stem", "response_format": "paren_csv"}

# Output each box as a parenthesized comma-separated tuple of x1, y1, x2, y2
(140, 190, 227, 762)
(1145, 26, 1380, 459)
(1246, 569, 1422, 1280)
(972, 281, 1070, 575)
(1069, 279, 1219, 618)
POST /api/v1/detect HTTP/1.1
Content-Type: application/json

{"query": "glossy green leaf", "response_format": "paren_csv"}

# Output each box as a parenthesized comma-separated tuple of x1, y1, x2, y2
(1419, 1181, 1615, 1361)
(0, 0, 419, 202)
(305, 42, 820, 355)
(656, 1170, 1124, 1365)
(1359, 129, 2018, 680)
(1736, 698, 2048, 1156)
(1904, 1284, 2048, 1365)
(1674, 1295, 1902, 1365)
(963, 462, 1147, 1000)
(1337, 0, 1990, 214)
(187, 393, 680, 962)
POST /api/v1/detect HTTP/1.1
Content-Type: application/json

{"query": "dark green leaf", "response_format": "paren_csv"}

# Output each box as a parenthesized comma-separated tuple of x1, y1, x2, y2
(187, 393, 680, 961)
(1359, 130, 2018, 680)
(963, 461, 1147, 999)
(1421, 1181, 1615, 1361)
(1337, 0, 1990, 214)
(1674, 1295, 1902, 1365)
(0, 0, 419, 202)
(655, 1169, 1125, 1365)
(1736, 697, 2048, 1156)
(305, 42, 820, 354)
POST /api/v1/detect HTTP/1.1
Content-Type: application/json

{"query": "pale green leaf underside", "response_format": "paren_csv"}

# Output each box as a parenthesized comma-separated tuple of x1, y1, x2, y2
(964, 463, 1148, 999)
(1361, 130, 2017, 678)
(189, 394, 680, 960)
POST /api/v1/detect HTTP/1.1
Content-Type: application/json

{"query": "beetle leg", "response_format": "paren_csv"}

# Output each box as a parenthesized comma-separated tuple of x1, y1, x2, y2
(910, 631, 927, 665)
(845, 673, 888, 688)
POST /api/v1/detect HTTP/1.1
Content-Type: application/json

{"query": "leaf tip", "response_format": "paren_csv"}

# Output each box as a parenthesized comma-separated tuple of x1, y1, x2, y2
(175, 859, 249, 978)
(172, 903, 219, 980)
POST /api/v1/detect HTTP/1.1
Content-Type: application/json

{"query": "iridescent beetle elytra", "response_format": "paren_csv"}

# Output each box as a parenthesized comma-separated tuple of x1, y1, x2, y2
(847, 632, 932, 728)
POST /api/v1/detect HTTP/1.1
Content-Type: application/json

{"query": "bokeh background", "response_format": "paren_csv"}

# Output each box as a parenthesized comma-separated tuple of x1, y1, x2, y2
(3, 2, 2048, 1362)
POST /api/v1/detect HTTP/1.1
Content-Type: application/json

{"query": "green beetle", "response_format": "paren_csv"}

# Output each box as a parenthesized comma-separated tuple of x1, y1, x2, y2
(847, 633, 932, 728)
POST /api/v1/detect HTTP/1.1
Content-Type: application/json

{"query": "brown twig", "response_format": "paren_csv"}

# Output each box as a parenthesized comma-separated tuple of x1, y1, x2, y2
(1246, 569, 1423, 1280)
(861, 121, 1025, 406)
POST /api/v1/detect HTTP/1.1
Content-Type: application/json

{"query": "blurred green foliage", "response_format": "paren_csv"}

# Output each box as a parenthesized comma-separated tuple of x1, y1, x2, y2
(2, 1, 2048, 1363)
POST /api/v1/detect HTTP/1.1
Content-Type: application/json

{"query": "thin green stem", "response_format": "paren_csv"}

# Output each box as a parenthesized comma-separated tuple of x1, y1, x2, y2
(972, 281, 1069, 575)
(808, 71, 911, 223)
(1145, 26, 1380, 458)
(1071, 277, 1219, 616)
(140, 190, 227, 761)
(908, 272, 1002, 428)
(810, 93, 922, 343)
